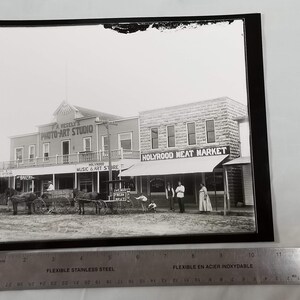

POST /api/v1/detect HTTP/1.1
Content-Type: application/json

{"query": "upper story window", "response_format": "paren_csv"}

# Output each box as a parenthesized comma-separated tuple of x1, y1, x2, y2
(151, 128, 158, 149)
(167, 125, 175, 148)
(83, 137, 92, 152)
(206, 120, 216, 143)
(187, 122, 196, 145)
(43, 143, 50, 161)
(28, 145, 36, 161)
(15, 147, 24, 164)
(102, 136, 109, 151)
(118, 132, 132, 150)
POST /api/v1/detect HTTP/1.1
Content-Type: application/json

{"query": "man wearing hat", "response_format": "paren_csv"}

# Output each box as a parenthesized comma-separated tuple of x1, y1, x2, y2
(47, 181, 54, 192)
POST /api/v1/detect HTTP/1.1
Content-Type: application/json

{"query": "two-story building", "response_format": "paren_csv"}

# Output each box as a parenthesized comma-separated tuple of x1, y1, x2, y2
(121, 97, 247, 209)
(3, 101, 140, 197)
(0, 97, 249, 209)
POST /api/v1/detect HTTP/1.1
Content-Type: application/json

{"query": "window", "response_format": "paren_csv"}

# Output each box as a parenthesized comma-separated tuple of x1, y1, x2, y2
(28, 145, 35, 162)
(15, 147, 24, 163)
(83, 137, 92, 152)
(43, 143, 50, 161)
(102, 136, 109, 151)
(205, 172, 224, 191)
(123, 177, 137, 192)
(206, 120, 215, 143)
(151, 128, 158, 149)
(79, 173, 93, 193)
(167, 125, 175, 147)
(118, 132, 132, 150)
(187, 122, 196, 145)
(150, 177, 165, 193)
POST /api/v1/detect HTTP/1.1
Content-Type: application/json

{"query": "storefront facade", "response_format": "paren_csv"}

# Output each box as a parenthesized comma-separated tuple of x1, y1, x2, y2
(4, 101, 140, 197)
(223, 116, 253, 207)
(122, 97, 247, 209)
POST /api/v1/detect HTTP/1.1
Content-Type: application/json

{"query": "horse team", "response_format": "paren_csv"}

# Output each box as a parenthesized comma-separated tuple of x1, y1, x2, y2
(4, 188, 106, 215)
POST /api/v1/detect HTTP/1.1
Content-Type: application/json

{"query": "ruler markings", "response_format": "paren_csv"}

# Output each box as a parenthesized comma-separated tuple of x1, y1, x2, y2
(0, 248, 300, 290)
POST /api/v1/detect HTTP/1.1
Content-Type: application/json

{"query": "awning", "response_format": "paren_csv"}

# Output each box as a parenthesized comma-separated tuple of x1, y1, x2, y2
(120, 155, 228, 177)
(223, 156, 251, 166)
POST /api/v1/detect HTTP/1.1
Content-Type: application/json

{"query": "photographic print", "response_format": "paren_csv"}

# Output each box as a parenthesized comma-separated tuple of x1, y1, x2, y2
(0, 14, 273, 249)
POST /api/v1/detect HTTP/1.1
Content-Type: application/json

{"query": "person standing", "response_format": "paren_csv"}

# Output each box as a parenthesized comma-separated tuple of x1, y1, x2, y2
(199, 183, 212, 213)
(175, 181, 185, 213)
(165, 182, 175, 211)
(47, 181, 54, 192)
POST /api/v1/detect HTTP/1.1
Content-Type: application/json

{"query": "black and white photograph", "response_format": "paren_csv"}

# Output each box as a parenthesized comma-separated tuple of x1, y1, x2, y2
(0, 14, 273, 248)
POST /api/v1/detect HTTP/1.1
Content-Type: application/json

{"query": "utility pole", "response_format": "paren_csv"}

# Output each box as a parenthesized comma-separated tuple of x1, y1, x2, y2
(95, 118, 117, 199)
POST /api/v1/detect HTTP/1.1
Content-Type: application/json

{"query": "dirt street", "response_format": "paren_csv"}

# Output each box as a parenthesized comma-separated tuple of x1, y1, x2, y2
(0, 210, 255, 242)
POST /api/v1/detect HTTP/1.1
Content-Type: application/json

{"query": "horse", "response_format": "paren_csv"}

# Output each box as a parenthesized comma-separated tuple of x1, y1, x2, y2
(4, 188, 39, 215)
(73, 189, 104, 215)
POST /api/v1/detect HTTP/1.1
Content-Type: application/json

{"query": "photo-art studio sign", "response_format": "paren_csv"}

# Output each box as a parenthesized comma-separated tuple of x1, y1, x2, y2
(41, 121, 94, 140)
(141, 146, 230, 162)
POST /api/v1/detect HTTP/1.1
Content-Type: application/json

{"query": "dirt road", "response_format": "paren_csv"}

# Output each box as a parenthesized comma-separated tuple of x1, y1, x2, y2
(0, 210, 255, 242)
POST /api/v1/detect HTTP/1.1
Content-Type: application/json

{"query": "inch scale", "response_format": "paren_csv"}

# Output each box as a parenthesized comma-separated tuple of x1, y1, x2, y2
(0, 247, 300, 291)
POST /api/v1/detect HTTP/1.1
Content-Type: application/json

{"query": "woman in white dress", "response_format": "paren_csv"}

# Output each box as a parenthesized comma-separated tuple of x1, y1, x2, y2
(199, 183, 212, 212)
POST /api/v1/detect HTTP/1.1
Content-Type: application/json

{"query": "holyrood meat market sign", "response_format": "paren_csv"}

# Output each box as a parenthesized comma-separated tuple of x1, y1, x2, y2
(141, 146, 230, 162)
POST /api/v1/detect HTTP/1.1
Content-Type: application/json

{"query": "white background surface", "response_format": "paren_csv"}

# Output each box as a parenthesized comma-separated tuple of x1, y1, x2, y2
(0, 0, 300, 299)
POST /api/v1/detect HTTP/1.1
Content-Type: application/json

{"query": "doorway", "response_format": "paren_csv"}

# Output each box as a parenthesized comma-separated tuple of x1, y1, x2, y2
(62, 140, 70, 164)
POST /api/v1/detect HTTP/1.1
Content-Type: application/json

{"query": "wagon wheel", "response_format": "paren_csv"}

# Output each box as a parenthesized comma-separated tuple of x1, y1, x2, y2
(116, 200, 132, 214)
(54, 197, 72, 214)
(32, 198, 47, 214)
(124, 199, 134, 214)
(96, 200, 108, 215)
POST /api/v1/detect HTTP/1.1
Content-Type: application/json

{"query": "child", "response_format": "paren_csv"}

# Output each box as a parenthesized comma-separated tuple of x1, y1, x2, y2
(148, 199, 157, 213)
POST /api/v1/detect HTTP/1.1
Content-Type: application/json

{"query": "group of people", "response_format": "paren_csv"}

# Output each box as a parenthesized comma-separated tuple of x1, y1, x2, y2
(136, 181, 213, 213)
(165, 181, 212, 213)
(47, 179, 212, 214)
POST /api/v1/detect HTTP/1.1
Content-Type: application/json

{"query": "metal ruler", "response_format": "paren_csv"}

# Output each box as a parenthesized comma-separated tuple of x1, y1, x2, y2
(0, 247, 300, 291)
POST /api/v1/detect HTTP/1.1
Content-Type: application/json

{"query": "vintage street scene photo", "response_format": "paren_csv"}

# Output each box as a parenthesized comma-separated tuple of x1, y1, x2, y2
(0, 18, 256, 243)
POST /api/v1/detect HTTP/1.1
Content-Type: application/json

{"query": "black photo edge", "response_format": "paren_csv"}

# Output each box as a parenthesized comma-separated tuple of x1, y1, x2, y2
(0, 13, 274, 251)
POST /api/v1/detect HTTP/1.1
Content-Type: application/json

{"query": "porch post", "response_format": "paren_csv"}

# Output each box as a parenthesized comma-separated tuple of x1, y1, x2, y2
(97, 171, 100, 193)
(52, 174, 56, 189)
(224, 167, 230, 216)
(74, 172, 78, 189)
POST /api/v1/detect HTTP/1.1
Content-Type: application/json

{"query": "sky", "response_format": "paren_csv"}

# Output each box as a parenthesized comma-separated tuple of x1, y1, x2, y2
(0, 19, 247, 161)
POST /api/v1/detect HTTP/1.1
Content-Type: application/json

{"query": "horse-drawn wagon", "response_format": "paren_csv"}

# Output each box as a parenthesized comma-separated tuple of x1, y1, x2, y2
(102, 188, 133, 214)
(35, 189, 74, 214)
(3, 186, 137, 215)
(73, 188, 134, 215)
(4, 188, 74, 215)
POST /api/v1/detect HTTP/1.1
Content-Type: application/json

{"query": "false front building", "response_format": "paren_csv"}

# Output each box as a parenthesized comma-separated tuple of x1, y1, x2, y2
(121, 97, 248, 209)
(4, 101, 140, 197)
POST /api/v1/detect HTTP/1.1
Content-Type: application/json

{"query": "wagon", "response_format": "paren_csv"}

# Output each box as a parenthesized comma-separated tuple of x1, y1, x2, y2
(33, 189, 74, 214)
(101, 189, 134, 215)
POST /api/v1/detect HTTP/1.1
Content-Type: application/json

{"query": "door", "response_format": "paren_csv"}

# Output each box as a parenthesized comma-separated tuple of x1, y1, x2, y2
(62, 140, 70, 164)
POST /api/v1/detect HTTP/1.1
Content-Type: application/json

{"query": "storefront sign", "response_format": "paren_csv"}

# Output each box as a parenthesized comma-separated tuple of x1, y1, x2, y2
(141, 146, 230, 162)
(17, 175, 35, 180)
(113, 188, 130, 201)
(41, 121, 94, 140)
(76, 162, 120, 173)
(0, 170, 13, 177)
